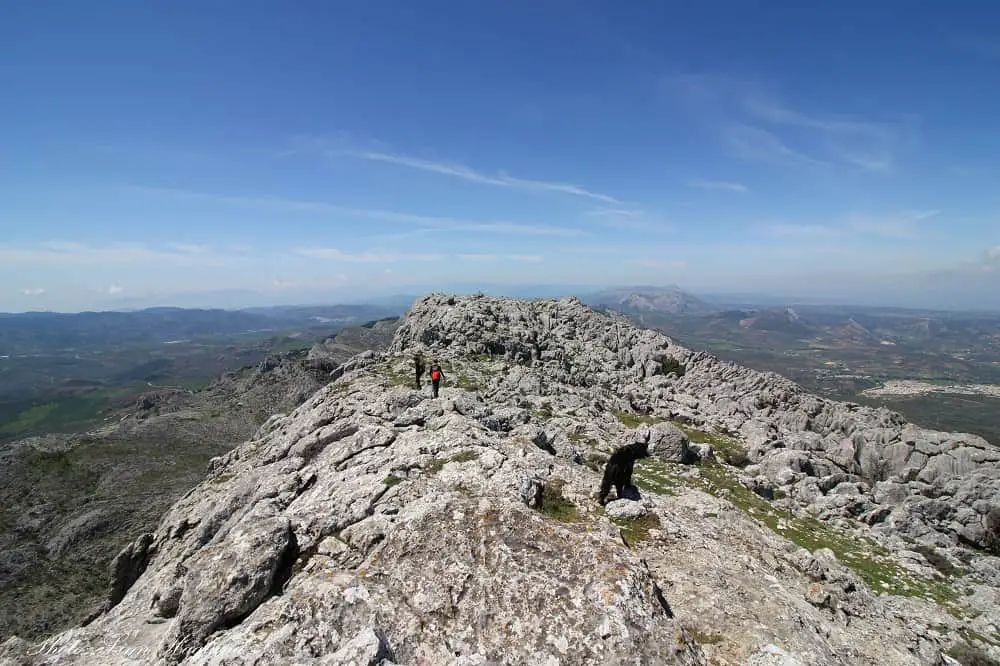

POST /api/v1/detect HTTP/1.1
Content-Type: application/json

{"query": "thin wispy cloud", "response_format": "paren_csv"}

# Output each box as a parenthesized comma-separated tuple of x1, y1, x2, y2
(0, 241, 249, 267)
(583, 207, 672, 233)
(129, 185, 454, 223)
(441, 223, 582, 237)
(20, 287, 46, 296)
(167, 243, 211, 254)
(724, 124, 826, 168)
(667, 73, 911, 173)
(846, 210, 939, 238)
(457, 253, 543, 263)
(130, 186, 585, 238)
(762, 223, 841, 237)
(339, 148, 622, 204)
(295, 247, 444, 263)
(629, 259, 686, 269)
(687, 179, 749, 193)
(761, 210, 940, 240)
(371, 222, 585, 245)
(586, 208, 645, 218)
(984, 245, 1000, 261)
(298, 248, 545, 264)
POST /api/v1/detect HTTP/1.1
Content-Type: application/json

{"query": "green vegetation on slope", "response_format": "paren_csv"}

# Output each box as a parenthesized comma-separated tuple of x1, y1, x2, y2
(611, 512, 661, 546)
(632, 458, 964, 612)
(675, 423, 751, 467)
(425, 450, 481, 475)
(537, 477, 581, 523)
(612, 411, 666, 428)
(0, 392, 116, 439)
(0, 435, 231, 640)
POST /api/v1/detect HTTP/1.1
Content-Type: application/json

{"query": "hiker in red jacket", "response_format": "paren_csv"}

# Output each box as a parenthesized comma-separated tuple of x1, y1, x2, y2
(430, 363, 444, 398)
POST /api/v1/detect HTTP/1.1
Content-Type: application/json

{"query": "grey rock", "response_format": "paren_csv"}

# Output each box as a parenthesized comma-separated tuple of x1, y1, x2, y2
(689, 443, 714, 461)
(157, 516, 296, 663)
(745, 643, 808, 666)
(326, 626, 395, 666)
(605, 499, 648, 519)
(107, 533, 156, 610)
(635, 422, 693, 464)
(4, 293, 1000, 666)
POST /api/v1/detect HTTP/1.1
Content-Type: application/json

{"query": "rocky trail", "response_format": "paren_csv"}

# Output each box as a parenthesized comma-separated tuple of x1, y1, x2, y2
(3, 294, 998, 665)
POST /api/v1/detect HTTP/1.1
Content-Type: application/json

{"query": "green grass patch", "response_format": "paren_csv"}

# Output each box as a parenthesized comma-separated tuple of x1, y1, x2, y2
(383, 474, 403, 488)
(958, 627, 1000, 649)
(632, 459, 685, 496)
(613, 411, 666, 428)
(537, 478, 581, 523)
(658, 356, 686, 377)
(173, 377, 212, 391)
(425, 450, 481, 475)
(948, 638, 999, 664)
(452, 372, 480, 391)
(612, 512, 661, 546)
(0, 391, 114, 439)
(635, 457, 964, 611)
(675, 423, 751, 467)
(379, 363, 416, 388)
(913, 544, 965, 577)
(434, 361, 482, 391)
(21, 448, 101, 497)
(688, 628, 724, 645)
(268, 337, 313, 355)
(584, 452, 608, 473)
(0, 403, 58, 434)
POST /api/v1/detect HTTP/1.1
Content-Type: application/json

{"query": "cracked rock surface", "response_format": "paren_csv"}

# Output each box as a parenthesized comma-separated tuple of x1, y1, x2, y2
(3, 293, 999, 665)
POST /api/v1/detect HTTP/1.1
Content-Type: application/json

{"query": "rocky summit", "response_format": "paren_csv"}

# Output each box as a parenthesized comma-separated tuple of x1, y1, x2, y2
(3, 294, 999, 665)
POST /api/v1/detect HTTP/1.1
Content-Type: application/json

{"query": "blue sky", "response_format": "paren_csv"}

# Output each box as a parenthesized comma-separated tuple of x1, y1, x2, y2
(2, 0, 999, 311)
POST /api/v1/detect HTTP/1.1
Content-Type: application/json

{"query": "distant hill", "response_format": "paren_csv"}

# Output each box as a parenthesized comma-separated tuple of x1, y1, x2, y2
(581, 285, 716, 316)
(0, 304, 404, 355)
(736, 307, 815, 337)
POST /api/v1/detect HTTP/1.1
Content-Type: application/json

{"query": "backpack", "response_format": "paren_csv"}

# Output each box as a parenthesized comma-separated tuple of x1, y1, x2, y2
(431, 369, 441, 381)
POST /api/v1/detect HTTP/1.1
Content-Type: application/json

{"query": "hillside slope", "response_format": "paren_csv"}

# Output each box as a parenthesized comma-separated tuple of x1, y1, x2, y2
(0, 319, 399, 642)
(2, 295, 998, 665)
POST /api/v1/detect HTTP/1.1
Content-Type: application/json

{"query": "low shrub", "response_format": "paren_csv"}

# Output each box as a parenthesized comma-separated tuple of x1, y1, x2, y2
(658, 356, 686, 377)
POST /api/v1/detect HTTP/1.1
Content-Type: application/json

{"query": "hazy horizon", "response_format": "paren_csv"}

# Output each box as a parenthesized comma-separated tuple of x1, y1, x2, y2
(4, 282, 1000, 316)
(3, 3, 998, 313)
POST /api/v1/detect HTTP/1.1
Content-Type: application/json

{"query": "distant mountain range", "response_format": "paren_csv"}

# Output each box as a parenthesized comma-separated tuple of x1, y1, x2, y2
(635, 303, 1000, 355)
(580, 285, 717, 316)
(0, 304, 404, 355)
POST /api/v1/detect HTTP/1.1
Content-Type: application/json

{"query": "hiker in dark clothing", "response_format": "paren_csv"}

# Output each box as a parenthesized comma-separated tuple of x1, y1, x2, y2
(414, 354, 425, 389)
(430, 363, 444, 398)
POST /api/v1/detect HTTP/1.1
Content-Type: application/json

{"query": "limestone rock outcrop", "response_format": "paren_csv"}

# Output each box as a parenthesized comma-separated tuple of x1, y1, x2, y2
(3, 293, 998, 665)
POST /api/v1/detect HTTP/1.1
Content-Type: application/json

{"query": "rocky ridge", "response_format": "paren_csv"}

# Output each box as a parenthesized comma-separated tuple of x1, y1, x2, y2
(2, 294, 998, 665)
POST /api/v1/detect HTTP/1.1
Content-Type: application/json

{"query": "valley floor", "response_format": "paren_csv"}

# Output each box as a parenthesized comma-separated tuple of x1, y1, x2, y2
(863, 380, 1000, 398)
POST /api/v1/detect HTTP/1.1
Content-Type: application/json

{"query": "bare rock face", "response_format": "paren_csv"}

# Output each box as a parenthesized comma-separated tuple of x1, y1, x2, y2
(3, 293, 999, 665)
(158, 517, 296, 663)
(636, 422, 692, 464)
